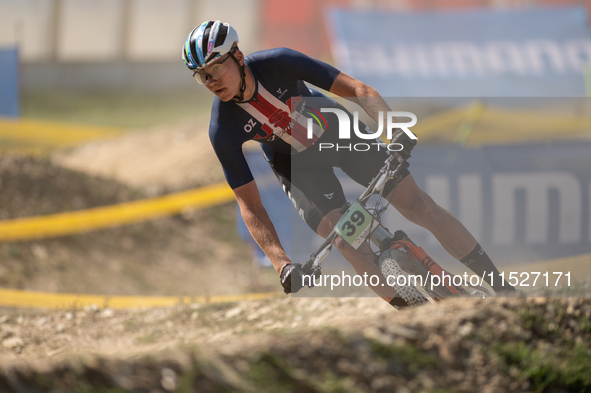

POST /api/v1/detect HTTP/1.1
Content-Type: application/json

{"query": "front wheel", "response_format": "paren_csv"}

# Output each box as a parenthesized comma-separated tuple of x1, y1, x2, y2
(378, 248, 437, 307)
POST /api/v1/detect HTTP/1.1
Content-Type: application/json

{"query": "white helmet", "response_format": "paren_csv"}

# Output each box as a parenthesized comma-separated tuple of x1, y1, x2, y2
(182, 21, 239, 70)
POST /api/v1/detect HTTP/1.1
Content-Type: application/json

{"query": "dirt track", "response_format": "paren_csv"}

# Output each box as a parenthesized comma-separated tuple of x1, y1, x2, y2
(1, 295, 590, 392)
(1, 123, 590, 392)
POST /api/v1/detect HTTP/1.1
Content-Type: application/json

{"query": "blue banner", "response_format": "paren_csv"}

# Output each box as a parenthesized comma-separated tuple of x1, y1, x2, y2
(380, 141, 591, 265)
(0, 47, 20, 117)
(326, 7, 591, 96)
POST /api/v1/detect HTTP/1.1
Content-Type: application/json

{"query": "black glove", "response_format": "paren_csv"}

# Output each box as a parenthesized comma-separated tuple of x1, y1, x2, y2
(280, 263, 305, 294)
(390, 128, 417, 168)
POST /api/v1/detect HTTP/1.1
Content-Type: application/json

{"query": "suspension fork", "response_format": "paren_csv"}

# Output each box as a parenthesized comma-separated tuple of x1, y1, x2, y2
(368, 224, 396, 251)
(368, 223, 472, 296)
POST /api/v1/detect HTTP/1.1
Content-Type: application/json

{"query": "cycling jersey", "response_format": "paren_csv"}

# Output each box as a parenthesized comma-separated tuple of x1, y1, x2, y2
(209, 47, 341, 189)
(208, 47, 409, 232)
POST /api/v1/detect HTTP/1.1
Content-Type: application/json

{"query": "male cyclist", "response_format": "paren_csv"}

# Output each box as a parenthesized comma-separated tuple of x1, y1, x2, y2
(182, 21, 515, 307)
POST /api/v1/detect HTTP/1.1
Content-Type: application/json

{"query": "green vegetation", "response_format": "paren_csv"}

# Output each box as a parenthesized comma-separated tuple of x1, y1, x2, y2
(369, 339, 442, 373)
(493, 341, 591, 393)
(490, 300, 591, 393)
(249, 353, 315, 393)
(22, 90, 213, 128)
(247, 352, 363, 393)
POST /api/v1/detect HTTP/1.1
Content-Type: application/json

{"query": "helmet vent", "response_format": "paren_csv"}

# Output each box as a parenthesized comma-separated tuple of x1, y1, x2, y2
(205, 52, 220, 64)
(214, 24, 228, 47)
(201, 21, 216, 61)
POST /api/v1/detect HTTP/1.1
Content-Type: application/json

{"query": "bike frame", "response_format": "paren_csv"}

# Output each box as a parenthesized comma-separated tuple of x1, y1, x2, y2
(301, 155, 404, 276)
(300, 154, 491, 299)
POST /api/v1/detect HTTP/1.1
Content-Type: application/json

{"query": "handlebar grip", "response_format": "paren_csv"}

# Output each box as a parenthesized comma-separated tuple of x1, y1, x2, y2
(302, 258, 314, 274)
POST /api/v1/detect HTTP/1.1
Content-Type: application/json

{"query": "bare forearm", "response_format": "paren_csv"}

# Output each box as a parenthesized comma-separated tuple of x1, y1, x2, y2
(330, 72, 392, 126)
(241, 205, 290, 273)
(353, 85, 392, 126)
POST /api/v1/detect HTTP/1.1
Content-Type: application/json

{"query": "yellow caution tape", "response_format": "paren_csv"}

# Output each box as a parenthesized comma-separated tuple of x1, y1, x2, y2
(0, 117, 123, 156)
(0, 182, 235, 242)
(413, 101, 591, 145)
(1, 253, 588, 310)
(0, 117, 123, 147)
(0, 288, 282, 310)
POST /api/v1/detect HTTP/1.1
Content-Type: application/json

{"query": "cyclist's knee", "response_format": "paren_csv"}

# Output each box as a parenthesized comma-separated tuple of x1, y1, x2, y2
(316, 209, 342, 239)
(333, 236, 347, 250)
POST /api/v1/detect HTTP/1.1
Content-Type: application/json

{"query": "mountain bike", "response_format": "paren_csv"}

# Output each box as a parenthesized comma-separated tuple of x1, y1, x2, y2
(301, 154, 490, 307)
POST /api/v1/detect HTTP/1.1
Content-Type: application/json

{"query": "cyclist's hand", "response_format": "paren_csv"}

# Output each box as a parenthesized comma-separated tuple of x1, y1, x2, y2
(390, 128, 417, 167)
(280, 263, 305, 294)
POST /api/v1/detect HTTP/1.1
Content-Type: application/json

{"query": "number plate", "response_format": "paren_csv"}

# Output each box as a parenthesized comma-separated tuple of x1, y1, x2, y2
(335, 201, 378, 249)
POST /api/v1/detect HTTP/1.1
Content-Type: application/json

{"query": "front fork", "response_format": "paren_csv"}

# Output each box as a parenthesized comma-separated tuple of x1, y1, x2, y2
(370, 225, 470, 296)
(303, 223, 395, 283)
(368, 224, 397, 251)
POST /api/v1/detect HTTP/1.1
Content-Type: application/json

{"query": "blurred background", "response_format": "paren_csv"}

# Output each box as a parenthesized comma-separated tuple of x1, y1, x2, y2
(1, 0, 590, 96)
(1, 0, 591, 300)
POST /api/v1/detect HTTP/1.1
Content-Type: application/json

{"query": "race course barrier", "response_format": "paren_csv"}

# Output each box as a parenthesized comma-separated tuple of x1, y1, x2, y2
(0, 182, 234, 243)
(0, 117, 123, 155)
(0, 253, 587, 310)
(0, 288, 282, 310)
(412, 101, 591, 146)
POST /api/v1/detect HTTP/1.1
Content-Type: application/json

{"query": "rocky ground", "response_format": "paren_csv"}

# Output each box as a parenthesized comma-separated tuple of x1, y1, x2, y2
(1, 295, 590, 392)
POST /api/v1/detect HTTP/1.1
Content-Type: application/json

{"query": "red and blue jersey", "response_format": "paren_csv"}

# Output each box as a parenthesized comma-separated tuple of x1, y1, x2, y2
(209, 47, 341, 189)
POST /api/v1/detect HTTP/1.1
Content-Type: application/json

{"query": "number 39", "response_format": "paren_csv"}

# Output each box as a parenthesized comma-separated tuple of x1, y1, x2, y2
(341, 210, 365, 237)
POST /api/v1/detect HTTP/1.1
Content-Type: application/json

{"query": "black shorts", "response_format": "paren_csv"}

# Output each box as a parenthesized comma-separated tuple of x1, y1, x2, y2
(266, 129, 410, 234)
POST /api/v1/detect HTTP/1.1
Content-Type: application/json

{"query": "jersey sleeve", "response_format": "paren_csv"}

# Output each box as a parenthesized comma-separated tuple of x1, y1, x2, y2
(262, 47, 341, 91)
(209, 103, 254, 189)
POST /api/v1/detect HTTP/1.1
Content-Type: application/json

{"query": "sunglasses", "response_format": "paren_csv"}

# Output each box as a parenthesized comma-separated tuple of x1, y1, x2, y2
(192, 54, 232, 85)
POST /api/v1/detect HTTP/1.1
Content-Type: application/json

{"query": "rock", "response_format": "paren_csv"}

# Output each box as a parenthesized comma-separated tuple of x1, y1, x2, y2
(2, 336, 24, 349)
(85, 304, 100, 313)
(0, 323, 19, 335)
(160, 367, 177, 391)
(36, 317, 49, 327)
(224, 307, 243, 319)
(458, 322, 473, 337)
(385, 324, 419, 340)
(31, 244, 48, 260)
(363, 327, 393, 345)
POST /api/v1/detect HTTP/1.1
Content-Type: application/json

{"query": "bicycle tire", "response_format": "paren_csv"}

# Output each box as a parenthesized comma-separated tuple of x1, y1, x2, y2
(378, 249, 437, 307)
(388, 248, 458, 299)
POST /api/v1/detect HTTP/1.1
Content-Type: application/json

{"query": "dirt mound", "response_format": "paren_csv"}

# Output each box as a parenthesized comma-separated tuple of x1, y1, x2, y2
(0, 155, 270, 296)
(51, 120, 226, 194)
(1, 296, 590, 392)
(0, 155, 142, 220)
